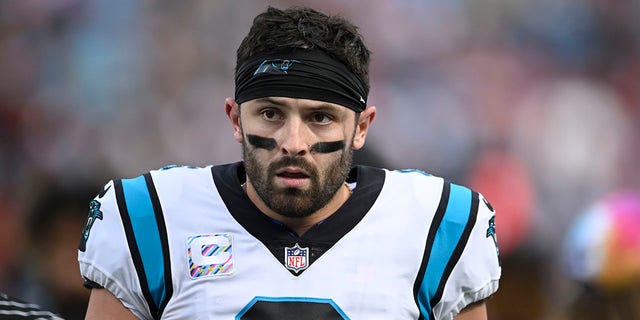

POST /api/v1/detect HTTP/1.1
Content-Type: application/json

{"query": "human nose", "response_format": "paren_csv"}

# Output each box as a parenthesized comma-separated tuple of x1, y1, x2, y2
(279, 117, 310, 157)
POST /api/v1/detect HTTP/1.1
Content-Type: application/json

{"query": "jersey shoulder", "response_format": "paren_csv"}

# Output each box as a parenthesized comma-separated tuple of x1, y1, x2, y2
(386, 168, 500, 319)
(77, 165, 214, 318)
(77, 177, 151, 318)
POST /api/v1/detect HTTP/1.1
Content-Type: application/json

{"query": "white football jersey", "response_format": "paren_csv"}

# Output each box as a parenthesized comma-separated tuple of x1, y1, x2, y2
(78, 162, 500, 320)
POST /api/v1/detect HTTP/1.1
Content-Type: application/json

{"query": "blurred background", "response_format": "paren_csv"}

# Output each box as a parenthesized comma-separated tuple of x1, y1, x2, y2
(0, 0, 639, 319)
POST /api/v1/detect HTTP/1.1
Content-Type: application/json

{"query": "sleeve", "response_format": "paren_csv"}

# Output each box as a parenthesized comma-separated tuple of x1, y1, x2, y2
(77, 180, 153, 320)
(434, 192, 501, 320)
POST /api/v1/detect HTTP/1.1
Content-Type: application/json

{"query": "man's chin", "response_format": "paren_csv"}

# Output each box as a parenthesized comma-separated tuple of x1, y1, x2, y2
(280, 187, 308, 196)
(265, 194, 318, 218)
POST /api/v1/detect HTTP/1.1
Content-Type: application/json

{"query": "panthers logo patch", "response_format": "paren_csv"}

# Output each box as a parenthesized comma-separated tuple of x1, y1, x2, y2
(79, 199, 103, 252)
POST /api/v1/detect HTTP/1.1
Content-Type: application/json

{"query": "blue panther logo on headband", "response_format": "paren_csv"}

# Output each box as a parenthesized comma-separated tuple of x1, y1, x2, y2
(253, 59, 300, 76)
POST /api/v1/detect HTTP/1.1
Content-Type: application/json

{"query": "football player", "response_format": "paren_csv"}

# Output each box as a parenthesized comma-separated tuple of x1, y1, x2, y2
(79, 6, 500, 320)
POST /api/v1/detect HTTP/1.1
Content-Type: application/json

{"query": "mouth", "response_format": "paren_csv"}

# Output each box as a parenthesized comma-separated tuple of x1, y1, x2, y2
(275, 167, 311, 188)
(276, 167, 310, 179)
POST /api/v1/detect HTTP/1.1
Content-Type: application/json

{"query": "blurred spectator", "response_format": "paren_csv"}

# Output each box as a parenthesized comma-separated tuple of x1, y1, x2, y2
(18, 177, 103, 319)
(562, 190, 640, 319)
(467, 148, 535, 257)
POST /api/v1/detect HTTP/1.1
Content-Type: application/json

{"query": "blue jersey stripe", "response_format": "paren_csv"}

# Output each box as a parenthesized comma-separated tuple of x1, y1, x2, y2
(121, 175, 166, 316)
(417, 183, 472, 319)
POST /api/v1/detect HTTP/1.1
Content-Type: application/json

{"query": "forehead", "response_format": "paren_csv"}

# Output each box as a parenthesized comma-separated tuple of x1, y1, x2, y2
(243, 97, 352, 114)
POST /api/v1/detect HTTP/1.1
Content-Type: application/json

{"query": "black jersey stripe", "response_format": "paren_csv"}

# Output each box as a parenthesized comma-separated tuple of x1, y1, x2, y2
(414, 181, 450, 320)
(143, 173, 174, 317)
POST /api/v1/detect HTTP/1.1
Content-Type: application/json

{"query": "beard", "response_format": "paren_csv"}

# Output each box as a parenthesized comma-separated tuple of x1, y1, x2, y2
(242, 141, 353, 218)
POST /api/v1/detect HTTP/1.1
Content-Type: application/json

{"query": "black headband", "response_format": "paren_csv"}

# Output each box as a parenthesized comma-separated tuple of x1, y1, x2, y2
(235, 49, 368, 112)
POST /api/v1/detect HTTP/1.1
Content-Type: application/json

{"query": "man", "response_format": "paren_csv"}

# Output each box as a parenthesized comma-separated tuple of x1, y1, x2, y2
(79, 6, 500, 319)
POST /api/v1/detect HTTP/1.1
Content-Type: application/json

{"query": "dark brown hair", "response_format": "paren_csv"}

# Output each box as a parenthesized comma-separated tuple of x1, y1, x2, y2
(235, 6, 371, 89)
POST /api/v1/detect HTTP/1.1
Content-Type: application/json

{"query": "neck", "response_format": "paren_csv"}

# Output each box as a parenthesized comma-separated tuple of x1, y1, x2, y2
(243, 181, 352, 236)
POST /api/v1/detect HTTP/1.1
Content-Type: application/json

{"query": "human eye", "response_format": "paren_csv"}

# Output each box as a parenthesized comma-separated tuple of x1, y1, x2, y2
(260, 108, 283, 121)
(310, 112, 333, 125)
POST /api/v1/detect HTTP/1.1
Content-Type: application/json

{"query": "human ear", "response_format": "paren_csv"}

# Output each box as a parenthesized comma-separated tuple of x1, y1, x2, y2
(353, 106, 376, 150)
(225, 97, 243, 143)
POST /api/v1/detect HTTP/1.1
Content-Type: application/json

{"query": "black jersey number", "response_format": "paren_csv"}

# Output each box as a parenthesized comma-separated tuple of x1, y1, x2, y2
(237, 296, 349, 320)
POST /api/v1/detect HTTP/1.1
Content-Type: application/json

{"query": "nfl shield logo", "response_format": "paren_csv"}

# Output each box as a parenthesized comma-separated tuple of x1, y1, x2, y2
(285, 243, 309, 273)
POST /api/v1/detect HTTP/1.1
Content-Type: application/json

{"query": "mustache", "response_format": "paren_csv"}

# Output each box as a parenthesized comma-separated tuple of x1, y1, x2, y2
(268, 156, 317, 178)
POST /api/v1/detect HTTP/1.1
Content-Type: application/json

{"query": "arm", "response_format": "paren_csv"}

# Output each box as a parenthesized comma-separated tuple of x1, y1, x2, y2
(85, 288, 139, 320)
(453, 301, 487, 320)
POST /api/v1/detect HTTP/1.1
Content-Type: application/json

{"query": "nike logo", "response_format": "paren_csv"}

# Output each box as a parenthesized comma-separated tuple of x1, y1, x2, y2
(97, 185, 111, 198)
